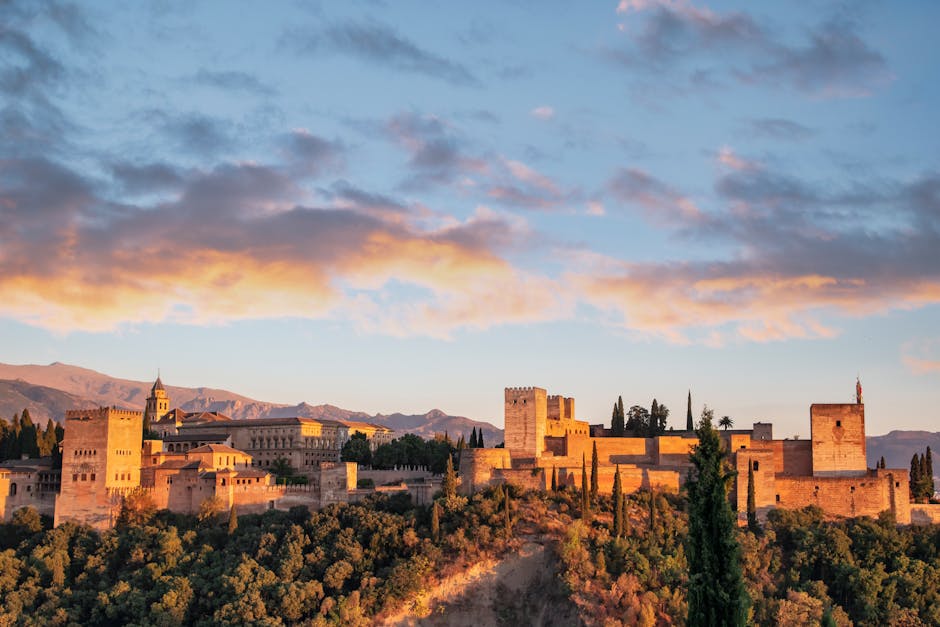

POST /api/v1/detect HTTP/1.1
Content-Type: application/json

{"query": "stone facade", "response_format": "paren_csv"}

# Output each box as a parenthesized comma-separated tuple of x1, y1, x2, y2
(461, 386, 916, 525)
(0, 458, 59, 521)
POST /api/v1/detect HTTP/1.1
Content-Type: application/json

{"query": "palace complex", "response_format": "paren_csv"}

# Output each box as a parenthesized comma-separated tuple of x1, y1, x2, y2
(2, 378, 938, 529)
(459, 385, 940, 525)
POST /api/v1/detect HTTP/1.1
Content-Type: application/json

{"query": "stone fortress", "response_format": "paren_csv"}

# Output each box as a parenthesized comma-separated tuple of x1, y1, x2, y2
(1, 376, 411, 530)
(459, 384, 940, 525)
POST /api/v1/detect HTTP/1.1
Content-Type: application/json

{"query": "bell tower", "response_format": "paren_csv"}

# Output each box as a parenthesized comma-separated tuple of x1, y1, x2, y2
(144, 373, 170, 427)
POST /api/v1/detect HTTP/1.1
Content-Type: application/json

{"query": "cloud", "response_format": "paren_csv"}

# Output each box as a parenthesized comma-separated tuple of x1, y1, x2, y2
(608, 3, 891, 97)
(747, 117, 816, 142)
(279, 129, 345, 178)
(902, 340, 940, 375)
(0, 152, 568, 337)
(716, 146, 756, 171)
(531, 106, 555, 120)
(109, 161, 187, 196)
(150, 111, 237, 159)
(607, 167, 701, 224)
(386, 112, 486, 190)
(191, 69, 275, 96)
(286, 20, 479, 87)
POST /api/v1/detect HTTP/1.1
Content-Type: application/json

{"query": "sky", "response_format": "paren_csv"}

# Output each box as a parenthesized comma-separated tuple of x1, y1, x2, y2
(1, 1, 939, 436)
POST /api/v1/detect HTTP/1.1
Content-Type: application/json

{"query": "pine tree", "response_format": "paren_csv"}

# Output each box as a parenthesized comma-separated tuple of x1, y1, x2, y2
(228, 505, 238, 535)
(746, 463, 758, 531)
(442, 455, 457, 499)
(581, 453, 590, 520)
(612, 465, 623, 538)
(686, 390, 694, 431)
(551, 465, 557, 491)
(687, 407, 749, 625)
(590, 441, 599, 502)
(431, 501, 441, 541)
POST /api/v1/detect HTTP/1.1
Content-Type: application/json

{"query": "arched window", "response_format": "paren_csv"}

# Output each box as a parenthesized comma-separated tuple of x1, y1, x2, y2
(9, 483, 16, 496)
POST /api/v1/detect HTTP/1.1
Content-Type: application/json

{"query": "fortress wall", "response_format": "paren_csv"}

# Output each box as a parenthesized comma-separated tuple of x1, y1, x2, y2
(556, 465, 679, 494)
(733, 450, 777, 522)
(545, 418, 589, 438)
(811, 404, 867, 476)
(359, 468, 433, 485)
(504, 387, 547, 459)
(544, 436, 566, 456)
(0, 474, 56, 520)
(562, 435, 654, 467)
(495, 467, 547, 491)
(775, 473, 896, 520)
(772, 440, 813, 476)
(911, 504, 940, 525)
(546, 395, 566, 421)
(458, 448, 511, 495)
(565, 398, 575, 421)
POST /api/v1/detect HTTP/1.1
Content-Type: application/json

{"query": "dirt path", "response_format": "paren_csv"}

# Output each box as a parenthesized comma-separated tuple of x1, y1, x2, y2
(382, 537, 579, 627)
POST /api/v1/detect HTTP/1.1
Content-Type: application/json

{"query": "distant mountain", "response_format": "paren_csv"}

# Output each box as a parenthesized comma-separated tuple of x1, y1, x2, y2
(867, 430, 940, 480)
(0, 362, 503, 444)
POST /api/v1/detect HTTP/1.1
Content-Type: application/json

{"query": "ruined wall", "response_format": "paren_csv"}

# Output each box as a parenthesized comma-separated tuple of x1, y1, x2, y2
(458, 448, 511, 495)
(504, 387, 547, 459)
(811, 404, 867, 477)
(55, 407, 143, 530)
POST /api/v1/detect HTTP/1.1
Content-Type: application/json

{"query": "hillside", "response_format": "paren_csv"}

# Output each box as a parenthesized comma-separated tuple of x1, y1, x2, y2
(867, 430, 940, 478)
(0, 362, 503, 443)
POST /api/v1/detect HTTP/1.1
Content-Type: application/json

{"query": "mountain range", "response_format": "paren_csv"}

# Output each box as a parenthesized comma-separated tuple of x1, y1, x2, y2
(0, 362, 504, 445)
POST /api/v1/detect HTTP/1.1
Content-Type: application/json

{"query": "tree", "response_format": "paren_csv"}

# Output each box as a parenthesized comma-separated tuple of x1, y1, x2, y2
(469, 428, 478, 448)
(228, 505, 238, 535)
(686, 390, 694, 431)
(477, 430, 484, 449)
(271, 457, 297, 484)
(878, 456, 885, 469)
(441, 455, 457, 499)
(626, 405, 650, 434)
(611, 396, 625, 436)
(719, 415, 734, 431)
(649, 490, 657, 539)
(504, 490, 512, 538)
(551, 465, 557, 492)
(431, 501, 441, 541)
(650, 399, 670, 436)
(686, 406, 749, 626)
(581, 453, 590, 520)
(927, 447, 935, 498)
(612, 465, 623, 537)
(340, 432, 373, 466)
(911, 453, 922, 500)
(590, 441, 599, 502)
(747, 463, 758, 531)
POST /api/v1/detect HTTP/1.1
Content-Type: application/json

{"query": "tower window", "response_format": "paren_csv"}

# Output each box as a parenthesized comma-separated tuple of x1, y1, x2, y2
(775, 494, 780, 502)
(836, 420, 841, 427)
(752, 461, 759, 471)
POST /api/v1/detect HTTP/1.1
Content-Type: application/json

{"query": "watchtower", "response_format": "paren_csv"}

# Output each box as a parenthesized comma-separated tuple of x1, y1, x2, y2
(504, 387, 547, 459)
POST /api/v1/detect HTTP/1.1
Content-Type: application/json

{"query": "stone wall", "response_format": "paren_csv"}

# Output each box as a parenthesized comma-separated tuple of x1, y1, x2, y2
(811, 404, 867, 477)
(458, 448, 511, 495)
(910, 504, 940, 525)
(772, 440, 813, 476)
(774, 470, 909, 523)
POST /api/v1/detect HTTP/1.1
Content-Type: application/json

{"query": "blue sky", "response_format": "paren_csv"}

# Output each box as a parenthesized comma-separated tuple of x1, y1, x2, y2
(2, 1, 939, 436)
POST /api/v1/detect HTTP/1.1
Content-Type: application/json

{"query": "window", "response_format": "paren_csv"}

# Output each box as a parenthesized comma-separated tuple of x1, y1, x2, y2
(752, 461, 760, 471)
(895, 482, 900, 488)
(836, 420, 842, 427)
(90, 474, 95, 481)
(73, 474, 78, 482)
(9, 483, 16, 496)
(775, 494, 780, 502)
(81, 473, 87, 481)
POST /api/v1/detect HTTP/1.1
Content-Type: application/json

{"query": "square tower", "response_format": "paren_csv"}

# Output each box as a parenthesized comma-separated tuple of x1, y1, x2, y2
(504, 387, 547, 459)
(810, 403, 866, 477)
(55, 407, 143, 530)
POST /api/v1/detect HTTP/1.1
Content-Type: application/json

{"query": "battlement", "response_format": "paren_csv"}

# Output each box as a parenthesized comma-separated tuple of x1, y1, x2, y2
(505, 386, 546, 393)
(66, 407, 142, 421)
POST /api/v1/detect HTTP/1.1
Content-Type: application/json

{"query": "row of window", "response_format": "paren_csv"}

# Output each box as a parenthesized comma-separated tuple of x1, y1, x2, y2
(72, 473, 96, 482)
(74, 449, 97, 456)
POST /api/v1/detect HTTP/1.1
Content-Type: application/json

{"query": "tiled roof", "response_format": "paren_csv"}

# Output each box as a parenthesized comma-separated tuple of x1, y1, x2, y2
(187, 443, 245, 455)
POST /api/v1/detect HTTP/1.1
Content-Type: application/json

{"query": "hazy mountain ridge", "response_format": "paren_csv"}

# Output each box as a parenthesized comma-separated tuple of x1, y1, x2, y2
(0, 362, 503, 444)
(867, 430, 940, 478)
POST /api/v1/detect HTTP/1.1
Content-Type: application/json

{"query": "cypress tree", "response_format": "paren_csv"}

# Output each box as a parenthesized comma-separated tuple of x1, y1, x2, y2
(746, 463, 758, 531)
(927, 447, 935, 497)
(649, 490, 657, 540)
(686, 408, 749, 626)
(590, 441, 599, 502)
(551, 465, 557, 492)
(650, 399, 660, 437)
(478, 430, 484, 449)
(686, 390, 694, 431)
(612, 465, 623, 537)
(228, 505, 238, 535)
(504, 490, 512, 537)
(469, 428, 477, 448)
(878, 455, 886, 469)
(442, 455, 457, 499)
(431, 501, 441, 541)
(612, 396, 625, 436)
(911, 453, 921, 500)
(581, 453, 590, 520)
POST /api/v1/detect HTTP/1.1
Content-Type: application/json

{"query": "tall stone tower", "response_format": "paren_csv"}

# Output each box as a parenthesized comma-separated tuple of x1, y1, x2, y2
(54, 407, 143, 530)
(504, 387, 547, 460)
(144, 375, 170, 428)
